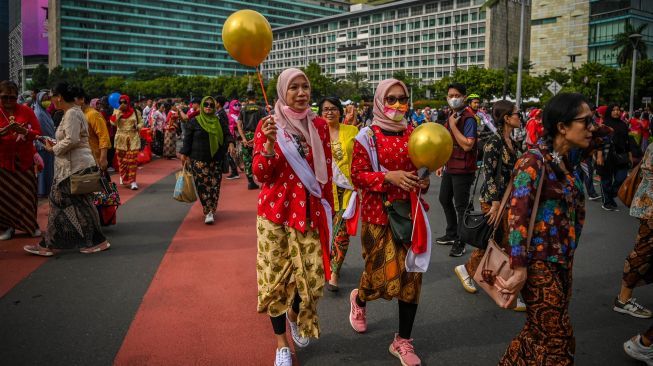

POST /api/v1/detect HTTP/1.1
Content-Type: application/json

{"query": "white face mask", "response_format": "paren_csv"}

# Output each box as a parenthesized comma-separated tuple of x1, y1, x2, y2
(447, 97, 464, 109)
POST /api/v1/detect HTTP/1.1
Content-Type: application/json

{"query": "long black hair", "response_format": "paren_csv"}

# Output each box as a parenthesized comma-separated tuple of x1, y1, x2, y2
(541, 92, 588, 142)
(491, 100, 515, 133)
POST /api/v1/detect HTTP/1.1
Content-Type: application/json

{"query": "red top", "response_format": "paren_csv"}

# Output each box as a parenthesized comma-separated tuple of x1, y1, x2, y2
(351, 125, 421, 225)
(642, 118, 650, 141)
(0, 104, 42, 172)
(253, 116, 334, 234)
(629, 117, 643, 135)
(525, 118, 544, 148)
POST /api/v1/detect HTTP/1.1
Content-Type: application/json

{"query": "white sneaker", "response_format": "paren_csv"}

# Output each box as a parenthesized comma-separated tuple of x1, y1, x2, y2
(0, 227, 15, 241)
(624, 335, 653, 366)
(287, 313, 309, 348)
(204, 212, 215, 225)
(274, 347, 293, 366)
(454, 264, 477, 294)
(514, 297, 527, 312)
(130, 182, 138, 190)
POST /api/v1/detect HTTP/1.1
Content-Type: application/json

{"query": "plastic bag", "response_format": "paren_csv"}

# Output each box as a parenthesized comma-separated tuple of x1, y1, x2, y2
(173, 164, 197, 203)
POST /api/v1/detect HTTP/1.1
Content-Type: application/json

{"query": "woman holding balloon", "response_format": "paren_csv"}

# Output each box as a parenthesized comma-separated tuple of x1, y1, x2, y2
(253, 68, 333, 366)
(110, 94, 143, 190)
(349, 79, 432, 366)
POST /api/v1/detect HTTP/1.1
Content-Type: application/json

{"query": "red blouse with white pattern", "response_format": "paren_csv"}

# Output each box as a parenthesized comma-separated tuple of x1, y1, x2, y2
(253, 116, 334, 234)
(351, 125, 420, 225)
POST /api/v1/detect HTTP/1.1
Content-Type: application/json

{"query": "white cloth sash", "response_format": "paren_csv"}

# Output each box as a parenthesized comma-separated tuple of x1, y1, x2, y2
(276, 126, 333, 251)
(332, 162, 358, 220)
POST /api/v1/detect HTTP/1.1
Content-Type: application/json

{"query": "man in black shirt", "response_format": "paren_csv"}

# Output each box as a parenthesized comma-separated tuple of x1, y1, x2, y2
(237, 90, 267, 190)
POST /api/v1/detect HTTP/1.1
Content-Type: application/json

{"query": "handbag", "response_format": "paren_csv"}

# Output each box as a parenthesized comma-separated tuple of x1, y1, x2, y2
(460, 140, 504, 249)
(93, 171, 121, 206)
(70, 167, 103, 195)
(473, 163, 545, 308)
(173, 163, 197, 203)
(371, 131, 414, 246)
(618, 162, 642, 208)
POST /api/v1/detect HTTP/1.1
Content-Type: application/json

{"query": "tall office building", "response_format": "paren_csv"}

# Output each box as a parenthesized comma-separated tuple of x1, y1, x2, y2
(529, 0, 589, 74)
(266, 0, 530, 87)
(48, 0, 348, 77)
(588, 0, 653, 67)
(0, 1, 9, 80)
(8, 0, 49, 90)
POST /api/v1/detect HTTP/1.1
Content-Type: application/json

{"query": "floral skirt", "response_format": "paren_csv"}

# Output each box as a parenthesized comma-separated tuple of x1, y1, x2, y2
(163, 130, 177, 158)
(256, 216, 325, 338)
(41, 177, 106, 250)
(623, 218, 653, 288)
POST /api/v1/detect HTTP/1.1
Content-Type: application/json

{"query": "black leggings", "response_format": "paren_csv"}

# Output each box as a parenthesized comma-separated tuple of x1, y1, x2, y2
(270, 292, 302, 335)
(355, 296, 418, 339)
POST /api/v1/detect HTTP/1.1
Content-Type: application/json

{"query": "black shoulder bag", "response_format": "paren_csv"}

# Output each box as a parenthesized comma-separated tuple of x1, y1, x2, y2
(459, 141, 504, 249)
(371, 131, 413, 247)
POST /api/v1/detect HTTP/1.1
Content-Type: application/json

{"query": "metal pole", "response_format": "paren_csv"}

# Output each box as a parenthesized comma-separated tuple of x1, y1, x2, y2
(515, 0, 526, 109)
(629, 46, 637, 116)
(595, 80, 600, 107)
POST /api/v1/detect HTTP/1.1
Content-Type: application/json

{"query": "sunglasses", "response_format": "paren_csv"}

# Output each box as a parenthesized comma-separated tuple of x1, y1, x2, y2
(572, 115, 593, 127)
(384, 96, 409, 105)
(0, 95, 18, 101)
(119, 100, 128, 105)
(203, 102, 215, 108)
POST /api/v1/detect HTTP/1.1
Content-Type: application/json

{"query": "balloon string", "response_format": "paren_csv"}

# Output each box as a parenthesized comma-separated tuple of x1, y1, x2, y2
(256, 67, 271, 113)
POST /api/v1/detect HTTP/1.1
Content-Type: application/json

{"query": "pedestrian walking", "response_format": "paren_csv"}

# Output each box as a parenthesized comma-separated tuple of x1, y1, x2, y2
(496, 93, 596, 365)
(111, 95, 143, 190)
(238, 90, 267, 190)
(23, 82, 109, 256)
(613, 143, 653, 319)
(349, 78, 430, 366)
(624, 322, 653, 364)
(319, 96, 359, 292)
(163, 104, 181, 159)
(0, 80, 42, 241)
(179, 96, 235, 224)
(436, 83, 478, 257)
(597, 104, 632, 211)
(225, 99, 241, 179)
(253, 68, 333, 366)
(453, 100, 525, 311)
(75, 90, 110, 170)
(34, 91, 56, 198)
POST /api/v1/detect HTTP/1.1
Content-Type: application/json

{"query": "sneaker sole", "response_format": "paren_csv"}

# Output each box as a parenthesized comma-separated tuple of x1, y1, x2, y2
(226, 176, 240, 180)
(613, 306, 653, 319)
(388, 344, 415, 366)
(80, 242, 111, 254)
(449, 250, 466, 257)
(24, 247, 54, 256)
(286, 314, 310, 348)
(435, 240, 455, 245)
(454, 266, 477, 294)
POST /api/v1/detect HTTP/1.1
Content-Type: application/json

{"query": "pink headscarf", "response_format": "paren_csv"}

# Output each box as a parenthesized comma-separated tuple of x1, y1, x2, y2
(275, 68, 328, 185)
(90, 98, 100, 109)
(372, 78, 409, 132)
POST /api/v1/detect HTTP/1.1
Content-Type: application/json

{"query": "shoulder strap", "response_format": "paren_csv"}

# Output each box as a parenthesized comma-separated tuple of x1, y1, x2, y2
(525, 164, 546, 250)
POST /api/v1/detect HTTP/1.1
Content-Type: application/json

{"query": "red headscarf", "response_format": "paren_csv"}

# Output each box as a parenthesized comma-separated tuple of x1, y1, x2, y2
(119, 94, 134, 119)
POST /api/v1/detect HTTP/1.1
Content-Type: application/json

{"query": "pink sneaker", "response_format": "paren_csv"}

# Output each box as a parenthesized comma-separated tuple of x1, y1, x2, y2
(389, 334, 421, 366)
(349, 289, 367, 333)
(80, 242, 111, 254)
(23, 244, 54, 257)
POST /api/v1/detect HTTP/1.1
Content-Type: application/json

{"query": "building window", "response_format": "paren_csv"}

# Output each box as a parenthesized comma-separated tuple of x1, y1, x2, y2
(411, 6, 423, 16)
(426, 3, 438, 13)
(385, 10, 395, 20)
(457, 0, 471, 8)
(531, 17, 557, 26)
(398, 8, 408, 18)
(441, 0, 453, 11)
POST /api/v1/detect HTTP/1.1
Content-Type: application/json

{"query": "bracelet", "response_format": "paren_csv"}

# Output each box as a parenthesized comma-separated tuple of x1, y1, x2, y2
(261, 151, 276, 158)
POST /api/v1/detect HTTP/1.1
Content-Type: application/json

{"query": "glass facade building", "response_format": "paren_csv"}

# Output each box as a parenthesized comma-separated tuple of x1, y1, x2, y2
(49, 0, 347, 76)
(588, 0, 653, 66)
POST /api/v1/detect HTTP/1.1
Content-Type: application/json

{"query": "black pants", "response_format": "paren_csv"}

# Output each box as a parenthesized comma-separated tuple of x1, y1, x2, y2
(438, 172, 475, 239)
(600, 167, 628, 206)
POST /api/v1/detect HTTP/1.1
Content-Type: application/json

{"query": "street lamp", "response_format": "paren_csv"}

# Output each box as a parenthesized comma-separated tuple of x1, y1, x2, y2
(629, 33, 643, 116)
(595, 74, 602, 107)
(515, 0, 528, 109)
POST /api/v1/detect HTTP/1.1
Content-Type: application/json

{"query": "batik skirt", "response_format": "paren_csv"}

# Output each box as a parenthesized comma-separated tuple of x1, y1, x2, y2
(0, 167, 39, 235)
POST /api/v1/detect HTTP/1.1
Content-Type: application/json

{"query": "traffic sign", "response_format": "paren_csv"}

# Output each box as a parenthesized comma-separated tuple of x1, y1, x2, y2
(547, 81, 562, 95)
(643, 97, 651, 104)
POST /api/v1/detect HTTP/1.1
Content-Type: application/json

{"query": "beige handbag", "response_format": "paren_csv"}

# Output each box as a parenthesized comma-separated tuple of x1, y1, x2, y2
(473, 164, 545, 308)
(70, 168, 103, 195)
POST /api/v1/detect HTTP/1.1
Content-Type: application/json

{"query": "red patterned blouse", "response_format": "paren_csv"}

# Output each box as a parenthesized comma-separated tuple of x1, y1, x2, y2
(0, 104, 41, 172)
(253, 116, 334, 234)
(351, 125, 423, 225)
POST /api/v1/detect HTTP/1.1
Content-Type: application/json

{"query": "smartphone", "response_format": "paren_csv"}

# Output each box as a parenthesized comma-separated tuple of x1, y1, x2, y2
(37, 135, 57, 145)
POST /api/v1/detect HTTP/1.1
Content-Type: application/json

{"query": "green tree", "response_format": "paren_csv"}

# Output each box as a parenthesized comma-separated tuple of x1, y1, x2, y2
(28, 64, 49, 91)
(131, 68, 176, 81)
(613, 22, 648, 66)
(301, 62, 334, 101)
(346, 72, 368, 95)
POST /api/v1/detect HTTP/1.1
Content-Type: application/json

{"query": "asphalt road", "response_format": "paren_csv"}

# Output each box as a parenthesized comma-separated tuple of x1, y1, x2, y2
(300, 176, 648, 366)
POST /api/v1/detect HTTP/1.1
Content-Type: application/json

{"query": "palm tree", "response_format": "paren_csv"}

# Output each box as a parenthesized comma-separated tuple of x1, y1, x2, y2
(346, 72, 367, 94)
(613, 22, 648, 66)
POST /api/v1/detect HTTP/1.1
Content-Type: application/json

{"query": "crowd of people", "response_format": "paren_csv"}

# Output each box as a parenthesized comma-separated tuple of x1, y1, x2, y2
(2, 73, 653, 366)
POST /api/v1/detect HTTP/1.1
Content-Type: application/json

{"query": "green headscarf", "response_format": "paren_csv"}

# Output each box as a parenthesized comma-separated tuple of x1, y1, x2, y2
(195, 96, 224, 157)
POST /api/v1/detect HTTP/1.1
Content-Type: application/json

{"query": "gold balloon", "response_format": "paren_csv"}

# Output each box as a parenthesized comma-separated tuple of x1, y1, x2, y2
(222, 10, 273, 67)
(408, 123, 453, 171)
